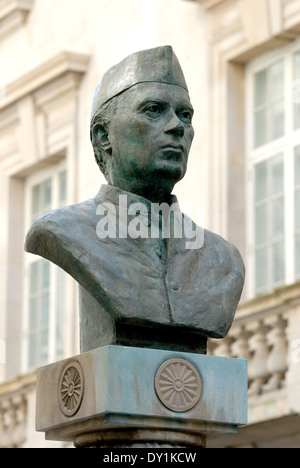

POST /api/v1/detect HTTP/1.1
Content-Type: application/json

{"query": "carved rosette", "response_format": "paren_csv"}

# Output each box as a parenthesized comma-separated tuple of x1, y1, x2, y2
(155, 358, 202, 412)
(59, 362, 84, 417)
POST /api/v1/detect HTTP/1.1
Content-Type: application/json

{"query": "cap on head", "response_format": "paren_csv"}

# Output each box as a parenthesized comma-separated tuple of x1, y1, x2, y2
(90, 45, 188, 122)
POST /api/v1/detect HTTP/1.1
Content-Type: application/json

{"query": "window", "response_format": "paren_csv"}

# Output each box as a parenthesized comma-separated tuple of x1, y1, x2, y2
(254, 153, 285, 291)
(293, 51, 300, 130)
(254, 60, 285, 147)
(24, 163, 68, 369)
(295, 145, 300, 277)
(247, 39, 300, 297)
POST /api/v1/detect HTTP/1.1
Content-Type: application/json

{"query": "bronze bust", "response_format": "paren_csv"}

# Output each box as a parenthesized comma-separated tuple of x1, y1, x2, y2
(25, 46, 245, 354)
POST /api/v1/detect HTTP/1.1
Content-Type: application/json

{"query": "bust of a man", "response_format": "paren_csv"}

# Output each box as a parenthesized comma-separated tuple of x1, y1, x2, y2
(25, 46, 245, 354)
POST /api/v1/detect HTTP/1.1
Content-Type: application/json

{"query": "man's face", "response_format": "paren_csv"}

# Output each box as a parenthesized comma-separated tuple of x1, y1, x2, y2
(105, 82, 194, 198)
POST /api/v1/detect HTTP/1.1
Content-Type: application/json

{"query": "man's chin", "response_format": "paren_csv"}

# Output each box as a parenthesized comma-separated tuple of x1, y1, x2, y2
(155, 160, 186, 182)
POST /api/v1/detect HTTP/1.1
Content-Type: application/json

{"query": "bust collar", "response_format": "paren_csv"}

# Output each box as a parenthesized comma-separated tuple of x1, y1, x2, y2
(94, 184, 179, 211)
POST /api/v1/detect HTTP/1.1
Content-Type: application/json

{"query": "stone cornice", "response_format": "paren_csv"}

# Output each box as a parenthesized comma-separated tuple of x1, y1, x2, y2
(237, 281, 300, 322)
(197, 0, 300, 59)
(0, 0, 33, 37)
(0, 0, 33, 20)
(0, 51, 90, 111)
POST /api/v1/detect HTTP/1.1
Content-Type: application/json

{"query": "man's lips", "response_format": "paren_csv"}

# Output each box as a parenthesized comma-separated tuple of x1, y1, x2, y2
(160, 145, 185, 160)
(161, 144, 184, 152)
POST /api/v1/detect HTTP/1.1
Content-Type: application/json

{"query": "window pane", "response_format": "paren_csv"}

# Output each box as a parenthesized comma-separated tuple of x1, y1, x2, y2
(29, 297, 38, 330)
(294, 102, 300, 130)
(255, 247, 268, 290)
(270, 101, 284, 140)
(31, 184, 40, 218)
(294, 51, 300, 79)
(28, 334, 37, 369)
(41, 293, 49, 326)
(42, 261, 50, 290)
(255, 204, 268, 245)
(59, 170, 67, 205)
(43, 178, 52, 211)
(295, 191, 300, 231)
(254, 109, 267, 148)
(40, 330, 49, 363)
(30, 262, 39, 294)
(293, 52, 300, 129)
(296, 234, 300, 276)
(270, 60, 284, 100)
(28, 259, 50, 369)
(31, 178, 52, 220)
(56, 321, 65, 360)
(27, 170, 68, 369)
(270, 154, 284, 196)
(271, 197, 285, 240)
(272, 242, 285, 283)
(295, 146, 300, 187)
(55, 267, 66, 359)
(254, 153, 286, 294)
(255, 69, 267, 107)
(296, 148, 300, 232)
(255, 161, 267, 202)
(56, 268, 66, 316)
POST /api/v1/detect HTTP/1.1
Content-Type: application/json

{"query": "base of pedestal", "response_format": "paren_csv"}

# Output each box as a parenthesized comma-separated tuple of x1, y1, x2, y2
(36, 346, 247, 447)
(74, 428, 206, 448)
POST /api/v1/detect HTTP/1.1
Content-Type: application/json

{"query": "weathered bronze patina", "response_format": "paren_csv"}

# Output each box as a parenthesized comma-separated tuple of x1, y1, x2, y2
(25, 46, 245, 354)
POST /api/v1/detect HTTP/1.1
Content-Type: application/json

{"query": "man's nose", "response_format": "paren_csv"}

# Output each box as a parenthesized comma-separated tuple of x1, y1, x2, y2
(164, 115, 184, 137)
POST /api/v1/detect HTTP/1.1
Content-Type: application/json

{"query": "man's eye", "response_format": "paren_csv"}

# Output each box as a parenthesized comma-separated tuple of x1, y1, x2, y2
(179, 111, 192, 123)
(145, 105, 161, 116)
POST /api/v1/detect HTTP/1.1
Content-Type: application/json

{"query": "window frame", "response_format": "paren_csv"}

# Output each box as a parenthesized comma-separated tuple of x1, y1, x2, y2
(295, 146, 300, 278)
(246, 38, 300, 299)
(22, 161, 69, 371)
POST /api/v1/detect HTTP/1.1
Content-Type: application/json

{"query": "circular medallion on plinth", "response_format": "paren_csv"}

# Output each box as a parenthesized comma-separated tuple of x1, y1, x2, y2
(59, 361, 84, 417)
(155, 358, 202, 413)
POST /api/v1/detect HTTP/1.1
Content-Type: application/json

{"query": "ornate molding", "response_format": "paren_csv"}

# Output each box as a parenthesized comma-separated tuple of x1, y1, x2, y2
(0, 0, 33, 38)
(0, 370, 35, 448)
(198, 0, 300, 61)
(0, 51, 90, 112)
(0, 50, 90, 166)
(74, 429, 205, 448)
(236, 281, 300, 322)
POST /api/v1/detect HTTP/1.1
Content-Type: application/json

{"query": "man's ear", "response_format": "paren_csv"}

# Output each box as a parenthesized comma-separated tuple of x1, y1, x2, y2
(92, 123, 112, 153)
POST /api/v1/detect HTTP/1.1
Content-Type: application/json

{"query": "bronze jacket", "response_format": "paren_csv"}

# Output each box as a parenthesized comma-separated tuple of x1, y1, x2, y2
(25, 185, 245, 353)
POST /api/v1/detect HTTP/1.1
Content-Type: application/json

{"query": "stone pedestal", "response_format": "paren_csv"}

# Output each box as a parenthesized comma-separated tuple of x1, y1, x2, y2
(36, 346, 247, 448)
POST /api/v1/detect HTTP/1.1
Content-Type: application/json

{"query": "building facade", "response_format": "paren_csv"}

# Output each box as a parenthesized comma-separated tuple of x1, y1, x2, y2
(0, 0, 299, 448)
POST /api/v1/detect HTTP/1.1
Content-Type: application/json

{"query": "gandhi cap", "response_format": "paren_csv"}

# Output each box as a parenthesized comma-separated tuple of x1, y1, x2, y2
(90, 45, 188, 122)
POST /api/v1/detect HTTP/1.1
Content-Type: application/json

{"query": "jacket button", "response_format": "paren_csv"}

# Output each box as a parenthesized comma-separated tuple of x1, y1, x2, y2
(170, 280, 180, 291)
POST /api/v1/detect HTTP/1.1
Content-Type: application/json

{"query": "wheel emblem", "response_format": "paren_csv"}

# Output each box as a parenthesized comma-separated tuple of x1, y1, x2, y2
(155, 358, 202, 412)
(59, 361, 84, 417)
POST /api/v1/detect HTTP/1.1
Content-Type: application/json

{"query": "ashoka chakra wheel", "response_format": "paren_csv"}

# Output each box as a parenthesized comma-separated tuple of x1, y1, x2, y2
(59, 361, 84, 417)
(155, 358, 202, 412)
